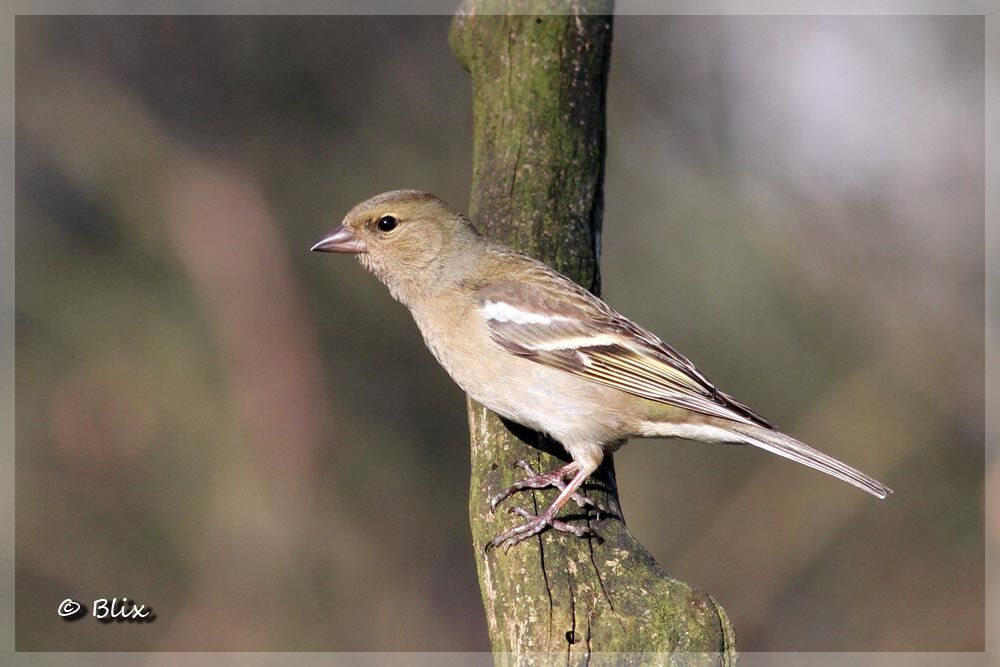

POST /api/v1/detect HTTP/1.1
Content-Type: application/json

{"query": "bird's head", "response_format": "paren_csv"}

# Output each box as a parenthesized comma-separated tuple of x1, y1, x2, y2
(312, 190, 480, 303)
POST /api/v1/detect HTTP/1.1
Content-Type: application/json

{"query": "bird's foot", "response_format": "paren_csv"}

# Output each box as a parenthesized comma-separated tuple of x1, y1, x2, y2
(489, 460, 602, 515)
(486, 507, 595, 553)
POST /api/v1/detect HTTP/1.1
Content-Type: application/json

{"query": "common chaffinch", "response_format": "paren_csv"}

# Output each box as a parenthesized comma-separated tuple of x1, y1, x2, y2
(312, 190, 891, 551)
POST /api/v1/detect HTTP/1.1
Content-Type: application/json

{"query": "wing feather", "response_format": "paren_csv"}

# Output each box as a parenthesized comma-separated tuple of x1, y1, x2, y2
(477, 254, 774, 429)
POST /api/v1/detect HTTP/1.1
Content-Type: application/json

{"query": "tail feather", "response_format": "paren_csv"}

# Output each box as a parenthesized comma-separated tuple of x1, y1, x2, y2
(728, 423, 892, 499)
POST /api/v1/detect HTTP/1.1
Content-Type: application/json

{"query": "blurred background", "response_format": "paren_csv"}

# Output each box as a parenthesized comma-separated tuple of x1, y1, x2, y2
(15, 14, 984, 652)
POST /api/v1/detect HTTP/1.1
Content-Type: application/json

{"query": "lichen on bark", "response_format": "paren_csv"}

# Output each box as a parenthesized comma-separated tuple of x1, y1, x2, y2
(451, 2, 737, 663)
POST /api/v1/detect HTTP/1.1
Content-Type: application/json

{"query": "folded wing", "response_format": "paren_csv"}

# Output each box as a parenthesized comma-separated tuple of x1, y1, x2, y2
(477, 255, 774, 429)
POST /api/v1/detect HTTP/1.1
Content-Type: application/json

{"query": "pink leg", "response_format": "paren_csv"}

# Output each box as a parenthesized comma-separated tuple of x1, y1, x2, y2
(486, 465, 597, 553)
(489, 460, 599, 513)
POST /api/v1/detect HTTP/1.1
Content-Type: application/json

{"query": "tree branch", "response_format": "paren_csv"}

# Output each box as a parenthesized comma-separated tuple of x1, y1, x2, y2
(451, 2, 737, 662)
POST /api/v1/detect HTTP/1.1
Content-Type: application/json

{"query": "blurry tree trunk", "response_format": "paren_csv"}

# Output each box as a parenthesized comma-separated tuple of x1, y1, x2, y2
(450, 2, 737, 663)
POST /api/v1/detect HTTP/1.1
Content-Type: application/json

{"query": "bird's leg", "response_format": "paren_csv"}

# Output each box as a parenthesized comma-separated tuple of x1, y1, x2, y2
(489, 460, 600, 513)
(487, 466, 596, 553)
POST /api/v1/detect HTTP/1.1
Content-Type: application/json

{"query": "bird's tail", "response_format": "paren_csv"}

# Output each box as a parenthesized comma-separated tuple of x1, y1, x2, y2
(727, 423, 892, 499)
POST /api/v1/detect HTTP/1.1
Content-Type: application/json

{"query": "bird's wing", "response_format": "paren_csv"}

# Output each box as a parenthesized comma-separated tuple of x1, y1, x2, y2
(475, 255, 775, 429)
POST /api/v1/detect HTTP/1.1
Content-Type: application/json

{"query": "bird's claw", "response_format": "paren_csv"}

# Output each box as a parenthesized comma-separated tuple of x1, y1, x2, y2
(485, 507, 595, 553)
(488, 460, 603, 516)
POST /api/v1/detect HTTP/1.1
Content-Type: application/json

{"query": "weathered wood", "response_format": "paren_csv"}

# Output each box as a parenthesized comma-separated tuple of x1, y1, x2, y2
(451, 2, 737, 663)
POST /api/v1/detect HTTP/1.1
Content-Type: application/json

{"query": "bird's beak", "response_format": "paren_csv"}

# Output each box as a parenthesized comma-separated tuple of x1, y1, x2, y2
(310, 224, 366, 253)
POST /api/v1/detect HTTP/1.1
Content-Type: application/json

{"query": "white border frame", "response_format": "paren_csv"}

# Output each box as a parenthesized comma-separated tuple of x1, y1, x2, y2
(3, 2, 991, 665)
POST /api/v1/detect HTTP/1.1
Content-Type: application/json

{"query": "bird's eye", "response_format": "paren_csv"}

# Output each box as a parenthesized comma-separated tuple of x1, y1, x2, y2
(376, 215, 398, 233)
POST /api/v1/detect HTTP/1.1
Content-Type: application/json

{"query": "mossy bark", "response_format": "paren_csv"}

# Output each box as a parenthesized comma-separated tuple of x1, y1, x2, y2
(451, 2, 737, 664)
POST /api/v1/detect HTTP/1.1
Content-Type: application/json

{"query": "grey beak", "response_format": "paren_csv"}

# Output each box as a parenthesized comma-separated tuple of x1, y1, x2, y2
(311, 224, 366, 253)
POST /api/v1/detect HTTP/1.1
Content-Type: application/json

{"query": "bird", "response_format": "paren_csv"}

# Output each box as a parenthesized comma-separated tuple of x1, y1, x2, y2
(312, 190, 892, 552)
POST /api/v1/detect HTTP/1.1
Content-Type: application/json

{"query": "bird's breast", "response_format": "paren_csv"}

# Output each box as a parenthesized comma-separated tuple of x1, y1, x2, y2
(409, 298, 632, 449)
